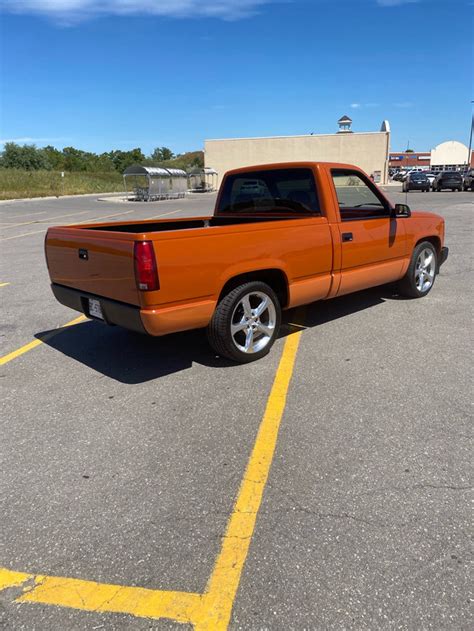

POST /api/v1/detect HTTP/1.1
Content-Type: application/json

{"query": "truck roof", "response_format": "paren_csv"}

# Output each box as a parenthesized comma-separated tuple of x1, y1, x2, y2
(223, 162, 365, 176)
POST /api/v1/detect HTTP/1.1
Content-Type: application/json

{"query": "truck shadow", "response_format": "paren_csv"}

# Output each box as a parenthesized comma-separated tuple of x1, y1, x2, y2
(37, 284, 401, 384)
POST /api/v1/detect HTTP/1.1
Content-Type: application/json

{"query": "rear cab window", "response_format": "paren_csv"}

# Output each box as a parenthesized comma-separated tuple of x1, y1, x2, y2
(331, 169, 391, 221)
(443, 171, 462, 178)
(217, 168, 321, 215)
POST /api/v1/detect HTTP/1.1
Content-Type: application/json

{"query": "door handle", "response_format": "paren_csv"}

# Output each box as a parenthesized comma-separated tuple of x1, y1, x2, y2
(342, 232, 353, 242)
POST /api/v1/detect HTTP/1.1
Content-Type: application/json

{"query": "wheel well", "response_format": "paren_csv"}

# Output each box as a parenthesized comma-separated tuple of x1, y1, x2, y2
(218, 269, 289, 308)
(416, 236, 441, 255)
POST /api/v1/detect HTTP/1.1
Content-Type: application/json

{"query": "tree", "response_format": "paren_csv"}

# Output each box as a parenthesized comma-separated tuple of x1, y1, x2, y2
(0, 142, 49, 170)
(0, 142, 23, 168)
(107, 148, 145, 173)
(191, 153, 204, 167)
(62, 147, 89, 171)
(151, 146, 175, 162)
(42, 145, 65, 171)
(0, 143, 205, 173)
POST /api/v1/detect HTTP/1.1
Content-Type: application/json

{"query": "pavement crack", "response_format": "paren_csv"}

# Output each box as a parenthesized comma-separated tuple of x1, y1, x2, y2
(92, 585, 124, 612)
(412, 483, 472, 491)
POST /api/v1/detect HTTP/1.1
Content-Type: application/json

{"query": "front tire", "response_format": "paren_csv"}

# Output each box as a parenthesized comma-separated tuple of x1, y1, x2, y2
(398, 242, 438, 298)
(207, 281, 281, 363)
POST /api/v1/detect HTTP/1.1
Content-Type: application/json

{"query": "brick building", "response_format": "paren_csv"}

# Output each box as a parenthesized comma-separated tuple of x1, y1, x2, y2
(390, 141, 474, 173)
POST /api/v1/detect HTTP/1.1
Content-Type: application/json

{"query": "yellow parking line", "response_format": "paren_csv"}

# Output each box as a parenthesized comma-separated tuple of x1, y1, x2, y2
(0, 315, 87, 366)
(0, 211, 48, 220)
(0, 568, 202, 624)
(0, 568, 31, 590)
(0, 282, 10, 288)
(145, 209, 182, 219)
(72, 210, 135, 224)
(197, 330, 302, 629)
(0, 330, 302, 627)
(0, 228, 50, 241)
(0, 210, 135, 241)
(1, 211, 91, 229)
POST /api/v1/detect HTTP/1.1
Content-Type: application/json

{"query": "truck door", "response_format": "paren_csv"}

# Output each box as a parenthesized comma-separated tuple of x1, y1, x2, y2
(330, 169, 409, 296)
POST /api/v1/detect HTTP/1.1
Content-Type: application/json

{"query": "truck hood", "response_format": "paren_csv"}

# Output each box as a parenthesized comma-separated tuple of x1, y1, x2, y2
(410, 210, 444, 222)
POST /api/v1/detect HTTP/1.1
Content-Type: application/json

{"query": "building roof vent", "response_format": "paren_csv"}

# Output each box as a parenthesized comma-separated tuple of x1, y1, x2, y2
(338, 115, 353, 133)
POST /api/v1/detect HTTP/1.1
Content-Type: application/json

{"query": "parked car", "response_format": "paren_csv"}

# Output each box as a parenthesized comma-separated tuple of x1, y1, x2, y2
(425, 172, 437, 186)
(45, 162, 448, 363)
(393, 171, 407, 181)
(403, 172, 430, 192)
(432, 171, 463, 192)
(462, 169, 474, 191)
(240, 180, 267, 195)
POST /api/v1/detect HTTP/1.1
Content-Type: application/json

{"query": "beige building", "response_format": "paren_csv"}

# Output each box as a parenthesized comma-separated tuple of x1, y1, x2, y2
(430, 140, 472, 171)
(205, 118, 391, 186)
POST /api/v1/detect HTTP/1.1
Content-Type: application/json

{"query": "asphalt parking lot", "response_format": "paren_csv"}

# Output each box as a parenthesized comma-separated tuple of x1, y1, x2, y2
(0, 187, 472, 630)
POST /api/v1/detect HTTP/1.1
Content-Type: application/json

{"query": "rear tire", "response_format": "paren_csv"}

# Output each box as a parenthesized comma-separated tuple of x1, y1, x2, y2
(207, 281, 281, 363)
(398, 242, 438, 298)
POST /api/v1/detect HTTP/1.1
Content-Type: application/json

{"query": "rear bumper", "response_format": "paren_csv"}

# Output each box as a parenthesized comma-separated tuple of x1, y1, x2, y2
(51, 284, 147, 334)
(51, 284, 216, 337)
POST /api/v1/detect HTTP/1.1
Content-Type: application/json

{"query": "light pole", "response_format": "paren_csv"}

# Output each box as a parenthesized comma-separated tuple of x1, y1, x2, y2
(467, 101, 474, 172)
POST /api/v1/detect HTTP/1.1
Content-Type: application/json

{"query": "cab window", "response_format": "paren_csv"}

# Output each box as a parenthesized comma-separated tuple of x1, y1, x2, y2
(217, 168, 321, 215)
(331, 170, 390, 220)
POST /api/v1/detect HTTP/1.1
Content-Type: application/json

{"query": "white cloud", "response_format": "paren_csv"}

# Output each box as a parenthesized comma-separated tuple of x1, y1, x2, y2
(0, 137, 70, 144)
(350, 102, 380, 109)
(0, 1, 430, 24)
(0, 0, 273, 22)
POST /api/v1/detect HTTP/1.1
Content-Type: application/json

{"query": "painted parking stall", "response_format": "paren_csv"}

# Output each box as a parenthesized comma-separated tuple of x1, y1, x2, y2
(0, 189, 472, 629)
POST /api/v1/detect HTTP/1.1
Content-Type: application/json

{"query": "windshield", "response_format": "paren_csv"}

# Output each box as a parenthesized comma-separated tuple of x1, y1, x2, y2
(217, 168, 320, 215)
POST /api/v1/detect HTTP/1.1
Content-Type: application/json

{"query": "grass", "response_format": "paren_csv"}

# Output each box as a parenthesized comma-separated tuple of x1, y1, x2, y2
(0, 169, 125, 200)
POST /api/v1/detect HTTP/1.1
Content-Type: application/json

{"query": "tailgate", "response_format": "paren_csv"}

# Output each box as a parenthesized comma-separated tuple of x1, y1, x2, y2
(46, 228, 139, 305)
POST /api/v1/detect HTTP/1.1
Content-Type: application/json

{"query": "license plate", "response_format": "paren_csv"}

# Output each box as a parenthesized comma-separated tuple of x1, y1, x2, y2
(88, 298, 103, 320)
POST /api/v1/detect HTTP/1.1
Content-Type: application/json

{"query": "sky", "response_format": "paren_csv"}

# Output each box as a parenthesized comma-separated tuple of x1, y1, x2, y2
(0, 0, 472, 155)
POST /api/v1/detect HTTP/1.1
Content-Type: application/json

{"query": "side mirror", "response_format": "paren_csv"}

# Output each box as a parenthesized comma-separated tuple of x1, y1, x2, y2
(393, 203, 411, 218)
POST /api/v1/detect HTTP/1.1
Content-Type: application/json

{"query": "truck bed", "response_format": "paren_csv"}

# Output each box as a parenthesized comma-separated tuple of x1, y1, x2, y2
(46, 213, 327, 310)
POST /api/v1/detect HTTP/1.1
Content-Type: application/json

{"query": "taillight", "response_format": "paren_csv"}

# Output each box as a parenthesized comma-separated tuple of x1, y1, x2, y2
(44, 232, 50, 272)
(134, 241, 159, 291)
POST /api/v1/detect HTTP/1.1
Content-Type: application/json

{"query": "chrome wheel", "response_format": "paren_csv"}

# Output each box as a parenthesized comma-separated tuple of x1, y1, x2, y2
(230, 291, 277, 354)
(415, 247, 436, 292)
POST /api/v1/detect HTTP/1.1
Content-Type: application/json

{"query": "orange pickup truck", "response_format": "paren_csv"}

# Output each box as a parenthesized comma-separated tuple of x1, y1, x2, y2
(45, 162, 448, 362)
